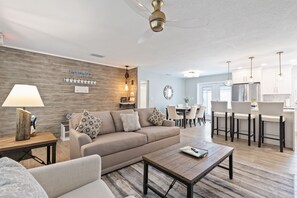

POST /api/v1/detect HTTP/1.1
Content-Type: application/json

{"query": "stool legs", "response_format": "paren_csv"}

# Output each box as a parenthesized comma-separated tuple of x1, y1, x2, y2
(211, 111, 214, 138)
(216, 117, 219, 135)
(225, 113, 228, 141)
(253, 118, 256, 142)
(248, 114, 251, 146)
(280, 116, 283, 152)
(236, 119, 239, 139)
(258, 114, 262, 148)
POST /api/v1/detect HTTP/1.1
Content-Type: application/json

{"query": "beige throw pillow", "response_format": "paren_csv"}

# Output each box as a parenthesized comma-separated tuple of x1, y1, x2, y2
(120, 112, 141, 132)
(76, 110, 103, 139)
(148, 108, 165, 126)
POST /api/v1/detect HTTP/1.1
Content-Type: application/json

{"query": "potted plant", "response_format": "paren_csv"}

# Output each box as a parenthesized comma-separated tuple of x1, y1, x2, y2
(184, 97, 190, 107)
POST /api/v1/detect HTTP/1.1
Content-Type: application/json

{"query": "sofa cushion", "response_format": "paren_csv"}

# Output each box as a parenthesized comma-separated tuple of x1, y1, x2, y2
(136, 126, 180, 143)
(110, 109, 134, 132)
(71, 111, 116, 134)
(82, 132, 147, 157)
(76, 110, 103, 139)
(148, 108, 165, 126)
(58, 180, 114, 198)
(135, 108, 154, 127)
(120, 112, 141, 132)
(0, 157, 48, 198)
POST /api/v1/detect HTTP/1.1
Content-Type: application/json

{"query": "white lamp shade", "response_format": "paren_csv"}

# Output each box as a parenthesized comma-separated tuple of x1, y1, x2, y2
(2, 84, 44, 107)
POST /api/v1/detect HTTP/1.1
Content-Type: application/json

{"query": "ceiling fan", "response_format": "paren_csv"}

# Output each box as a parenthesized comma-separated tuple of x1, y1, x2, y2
(124, 0, 208, 43)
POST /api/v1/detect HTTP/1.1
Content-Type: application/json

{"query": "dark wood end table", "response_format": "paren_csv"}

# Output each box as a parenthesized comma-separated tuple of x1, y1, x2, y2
(0, 132, 58, 165)
(143, 141, 234, 198)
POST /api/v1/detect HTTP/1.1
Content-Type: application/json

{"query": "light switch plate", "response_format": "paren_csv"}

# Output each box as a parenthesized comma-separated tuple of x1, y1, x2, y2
(74, 86, 89, 93)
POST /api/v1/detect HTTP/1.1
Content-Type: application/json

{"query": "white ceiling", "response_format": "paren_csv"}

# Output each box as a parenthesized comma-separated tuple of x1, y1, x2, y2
(1, 0, 297, 77)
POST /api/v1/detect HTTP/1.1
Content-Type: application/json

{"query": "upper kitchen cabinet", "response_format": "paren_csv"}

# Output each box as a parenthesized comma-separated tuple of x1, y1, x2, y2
(262, 66, 292, 95)
(232, 67, 262, 84)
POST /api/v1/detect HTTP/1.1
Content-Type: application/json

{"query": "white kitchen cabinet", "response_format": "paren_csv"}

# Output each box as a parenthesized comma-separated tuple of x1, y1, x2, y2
(232, 67, 261, 84)
(262, 66, 292, 95)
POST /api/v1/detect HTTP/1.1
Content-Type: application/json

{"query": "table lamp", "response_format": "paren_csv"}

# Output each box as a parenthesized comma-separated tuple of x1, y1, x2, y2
(2, 84, 44, 141)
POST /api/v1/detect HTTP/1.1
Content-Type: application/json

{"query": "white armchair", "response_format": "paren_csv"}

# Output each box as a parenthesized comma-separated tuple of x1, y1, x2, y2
(29, 155, 115, 198)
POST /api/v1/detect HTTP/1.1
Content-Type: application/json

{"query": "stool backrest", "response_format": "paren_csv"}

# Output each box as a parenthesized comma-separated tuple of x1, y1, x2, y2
(167, 105, 179, 118)
(211, 101, 228, 112)
(196, 106, 205, 118)
(258, 102, 284, 116)
(231, 102, 251, 114)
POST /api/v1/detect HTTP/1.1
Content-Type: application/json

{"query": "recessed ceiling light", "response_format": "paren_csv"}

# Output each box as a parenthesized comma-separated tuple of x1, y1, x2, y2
(90, 53, 105, 58)
(261, 63, 267, 66)
(237, 67, 243, 69)
(290, 59, 296, 63)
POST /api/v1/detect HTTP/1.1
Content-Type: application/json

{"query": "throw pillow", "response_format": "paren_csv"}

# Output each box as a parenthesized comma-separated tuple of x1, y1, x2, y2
(76, 110, 103, 139)
(0, 157, 48, 198)
(120, 112, 141, 132)
(148, 108, 165, 126)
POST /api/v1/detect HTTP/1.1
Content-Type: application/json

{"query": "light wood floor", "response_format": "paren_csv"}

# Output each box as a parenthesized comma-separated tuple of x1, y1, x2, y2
(21, 122, 297, 180)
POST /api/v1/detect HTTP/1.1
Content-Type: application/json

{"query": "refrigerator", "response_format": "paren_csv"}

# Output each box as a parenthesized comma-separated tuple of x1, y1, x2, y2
(232, 83, 261, 102)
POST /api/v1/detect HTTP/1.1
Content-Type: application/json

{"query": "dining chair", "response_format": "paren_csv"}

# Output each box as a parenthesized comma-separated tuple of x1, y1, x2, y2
(185, 106, 198, 127)
(167, 106, 183, 126)
(211, 101, 232, 141)
(258, 102, 285, 152)
(195, 105, 206, 126)
(231, 102, 256, 146)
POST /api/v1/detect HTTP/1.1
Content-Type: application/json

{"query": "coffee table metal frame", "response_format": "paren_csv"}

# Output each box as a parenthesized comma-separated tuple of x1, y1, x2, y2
(143, 150, 233, 198)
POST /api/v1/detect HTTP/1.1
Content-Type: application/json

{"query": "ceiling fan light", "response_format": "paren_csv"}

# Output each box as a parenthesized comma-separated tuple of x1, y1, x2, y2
(149, 10, 166, 32)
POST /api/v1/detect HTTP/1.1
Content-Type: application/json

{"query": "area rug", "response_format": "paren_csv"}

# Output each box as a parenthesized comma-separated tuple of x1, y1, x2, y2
(102, 160, 295, 198)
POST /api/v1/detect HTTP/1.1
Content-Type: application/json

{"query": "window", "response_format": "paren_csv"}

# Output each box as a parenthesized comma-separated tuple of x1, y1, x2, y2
(220, 86, 232, 108)
(202, 87, 212, 116)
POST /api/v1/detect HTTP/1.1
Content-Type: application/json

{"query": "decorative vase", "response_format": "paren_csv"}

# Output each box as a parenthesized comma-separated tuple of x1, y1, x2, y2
(185, 103, 189, 107)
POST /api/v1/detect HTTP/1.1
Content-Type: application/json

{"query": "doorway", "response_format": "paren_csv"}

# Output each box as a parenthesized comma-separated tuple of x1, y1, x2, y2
(139, 80, 149, 108)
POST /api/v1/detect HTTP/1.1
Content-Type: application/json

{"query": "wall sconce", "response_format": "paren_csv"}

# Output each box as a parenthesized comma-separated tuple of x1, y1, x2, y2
(124, 65, 129, 91)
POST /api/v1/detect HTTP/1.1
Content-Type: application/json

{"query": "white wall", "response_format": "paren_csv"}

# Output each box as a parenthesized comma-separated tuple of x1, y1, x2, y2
(137, 67, 185, 113)
(185, 73, 229, 105)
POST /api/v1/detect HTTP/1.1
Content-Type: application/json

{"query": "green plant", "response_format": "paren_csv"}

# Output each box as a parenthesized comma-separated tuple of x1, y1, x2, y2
(184, 97, 190, 103)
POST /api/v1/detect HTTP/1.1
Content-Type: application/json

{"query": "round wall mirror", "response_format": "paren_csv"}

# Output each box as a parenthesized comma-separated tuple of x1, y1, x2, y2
(163, 85, 174, 100)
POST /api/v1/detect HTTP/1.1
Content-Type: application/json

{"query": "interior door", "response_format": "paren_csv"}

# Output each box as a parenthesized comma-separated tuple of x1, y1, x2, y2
(139, 80, 149, 108)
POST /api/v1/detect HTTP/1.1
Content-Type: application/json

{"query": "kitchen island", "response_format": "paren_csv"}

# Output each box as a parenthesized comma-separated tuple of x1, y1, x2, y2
(215, 108, 296, 150)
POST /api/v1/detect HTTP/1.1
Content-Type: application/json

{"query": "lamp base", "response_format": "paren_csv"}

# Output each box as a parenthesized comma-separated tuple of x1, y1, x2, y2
(16, 108, 31, 141)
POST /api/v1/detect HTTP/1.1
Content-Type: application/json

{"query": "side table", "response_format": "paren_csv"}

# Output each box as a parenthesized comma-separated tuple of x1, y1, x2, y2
(0, 132, 58, 165)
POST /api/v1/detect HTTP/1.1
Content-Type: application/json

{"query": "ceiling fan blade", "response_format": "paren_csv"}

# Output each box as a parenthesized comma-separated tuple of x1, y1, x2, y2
(166, 18, 209, 29)
(123, 0, 151, 20)
(137, 29, 154, 44)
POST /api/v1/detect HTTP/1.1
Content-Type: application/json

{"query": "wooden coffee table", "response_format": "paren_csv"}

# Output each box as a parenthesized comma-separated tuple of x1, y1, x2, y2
(143, 141, 234, 198)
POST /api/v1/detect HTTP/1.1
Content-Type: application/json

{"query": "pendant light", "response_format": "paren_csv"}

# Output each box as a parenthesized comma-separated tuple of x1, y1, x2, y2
(248, 57, 254, 84)
(124, 66, 129, 91)
(224, 61, 233, 86)
(277, 51, 284, 80)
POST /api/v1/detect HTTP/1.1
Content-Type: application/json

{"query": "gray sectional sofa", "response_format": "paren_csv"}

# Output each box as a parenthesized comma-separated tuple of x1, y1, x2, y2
(69, 108, 180, 174)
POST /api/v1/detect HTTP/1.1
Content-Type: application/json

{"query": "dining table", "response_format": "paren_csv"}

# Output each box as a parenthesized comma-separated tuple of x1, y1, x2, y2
(166, 106, 206, 129)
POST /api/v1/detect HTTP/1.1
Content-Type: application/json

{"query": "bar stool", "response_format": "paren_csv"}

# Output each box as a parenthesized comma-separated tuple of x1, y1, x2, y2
(258, 102, 285, 152)
(211, 101, 232, 141)
(231, 102, 256, 146)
